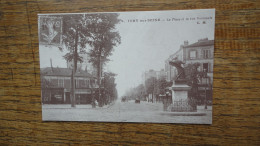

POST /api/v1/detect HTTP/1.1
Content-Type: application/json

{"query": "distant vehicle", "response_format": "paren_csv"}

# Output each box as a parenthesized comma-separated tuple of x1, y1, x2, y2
(121, 96, 127, 102)
(135, 99, 140, 104)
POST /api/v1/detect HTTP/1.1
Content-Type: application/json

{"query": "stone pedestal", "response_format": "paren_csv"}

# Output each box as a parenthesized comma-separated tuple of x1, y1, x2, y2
(170, 80, 196, 112)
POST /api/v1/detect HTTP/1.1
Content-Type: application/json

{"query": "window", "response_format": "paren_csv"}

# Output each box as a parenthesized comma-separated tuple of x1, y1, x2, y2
(58, 79, 64, 87)
(203, 50, 210, 59)
(190, 50, 196, 59)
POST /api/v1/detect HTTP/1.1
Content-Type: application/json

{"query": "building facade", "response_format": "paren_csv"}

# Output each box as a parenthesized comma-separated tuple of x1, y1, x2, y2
(41, 67, 98, 104)
(183, 38, 214, 84)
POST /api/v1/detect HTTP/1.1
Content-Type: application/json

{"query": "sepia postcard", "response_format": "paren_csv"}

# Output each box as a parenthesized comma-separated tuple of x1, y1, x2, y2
(38, 9, 215, 124)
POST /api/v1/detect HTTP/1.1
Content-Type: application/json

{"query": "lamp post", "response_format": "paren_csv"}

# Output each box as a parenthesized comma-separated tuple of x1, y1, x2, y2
(203, 69, 208, 109)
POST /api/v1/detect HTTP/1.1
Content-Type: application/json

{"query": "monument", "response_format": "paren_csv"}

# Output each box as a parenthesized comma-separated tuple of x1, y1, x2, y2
(168, 60, 197, 112)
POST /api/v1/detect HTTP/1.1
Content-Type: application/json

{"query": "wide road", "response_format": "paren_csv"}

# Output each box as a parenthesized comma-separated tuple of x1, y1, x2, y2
(42, 100, 212, 124)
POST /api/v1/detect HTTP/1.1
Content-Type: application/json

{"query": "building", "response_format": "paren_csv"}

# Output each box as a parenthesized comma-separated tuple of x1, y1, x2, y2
(183, 38, 214, 84)
(40, 67, 98, 104)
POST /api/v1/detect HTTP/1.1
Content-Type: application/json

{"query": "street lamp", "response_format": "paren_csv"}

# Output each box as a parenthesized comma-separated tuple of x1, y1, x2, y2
(203, 69, 208, 109)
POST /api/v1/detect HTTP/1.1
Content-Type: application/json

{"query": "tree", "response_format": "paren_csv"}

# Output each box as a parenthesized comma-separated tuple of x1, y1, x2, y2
(86, 13, 121, 107)
(58, 14, 91, 107)
(184, 63, 201, 104)
(136, 84, 145, 100)
(145, 77, 158, 102)
(157, 77, 168, 94)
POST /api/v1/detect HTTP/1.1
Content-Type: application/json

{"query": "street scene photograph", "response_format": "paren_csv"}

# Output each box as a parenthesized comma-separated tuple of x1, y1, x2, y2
(38, 9, 215, 124)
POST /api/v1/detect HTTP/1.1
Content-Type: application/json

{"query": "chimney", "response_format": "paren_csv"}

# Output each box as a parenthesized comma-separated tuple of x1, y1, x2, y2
(184, 40, 189, 46)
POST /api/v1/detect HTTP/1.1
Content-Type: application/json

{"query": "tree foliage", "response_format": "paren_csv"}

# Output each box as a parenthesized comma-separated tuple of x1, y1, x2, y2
(84, 13, 121, 107)
(145, 77, 169, 96)
(86, 13, 121, 67)
(59, 14, 92, 71)
(58, 13, 121, 70)
(184, 63, 200, 86)
(184, 63, 203, 100)
(157, 77, 168, 95)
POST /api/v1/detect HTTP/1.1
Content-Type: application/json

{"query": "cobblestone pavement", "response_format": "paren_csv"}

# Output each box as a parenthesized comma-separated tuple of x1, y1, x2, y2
(42, 100, 212, 124)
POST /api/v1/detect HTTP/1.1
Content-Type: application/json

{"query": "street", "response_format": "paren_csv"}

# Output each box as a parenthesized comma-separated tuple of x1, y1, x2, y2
(42, 100, 212, 124)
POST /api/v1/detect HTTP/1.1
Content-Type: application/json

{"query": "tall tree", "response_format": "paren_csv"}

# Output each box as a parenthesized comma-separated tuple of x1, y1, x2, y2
(59, 14, 91, 107)
(86, 13, 121, 107)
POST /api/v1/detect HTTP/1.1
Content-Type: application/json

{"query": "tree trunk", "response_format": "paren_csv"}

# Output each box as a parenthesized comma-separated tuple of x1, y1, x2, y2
(97, 50, 102, 107)
(71, 70, 75, 107)
(90, 80, 95, 108)
(71, 27, 79, 108)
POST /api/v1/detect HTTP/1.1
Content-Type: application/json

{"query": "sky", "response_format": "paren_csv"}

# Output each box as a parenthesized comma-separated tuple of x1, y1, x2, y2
(39, 9, 215, 97)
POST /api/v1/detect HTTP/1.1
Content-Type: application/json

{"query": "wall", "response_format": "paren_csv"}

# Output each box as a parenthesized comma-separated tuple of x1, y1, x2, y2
(0, 0, 259, 145)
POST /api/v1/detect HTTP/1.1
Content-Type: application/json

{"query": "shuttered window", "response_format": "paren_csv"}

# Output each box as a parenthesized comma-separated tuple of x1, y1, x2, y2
(203, 50, 210, 59)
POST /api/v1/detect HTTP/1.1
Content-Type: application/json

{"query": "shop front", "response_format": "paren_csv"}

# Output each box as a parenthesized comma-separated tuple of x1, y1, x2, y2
(41, 88, 64, 104)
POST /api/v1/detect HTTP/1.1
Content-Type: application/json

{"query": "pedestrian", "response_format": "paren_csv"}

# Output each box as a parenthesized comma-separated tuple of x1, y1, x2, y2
(95, 99, 98, 107)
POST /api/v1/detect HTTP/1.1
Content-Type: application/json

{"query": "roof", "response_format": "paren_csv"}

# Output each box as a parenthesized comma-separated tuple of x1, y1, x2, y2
(184, 40, 214, 48)
(40, 67, 95, 78)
